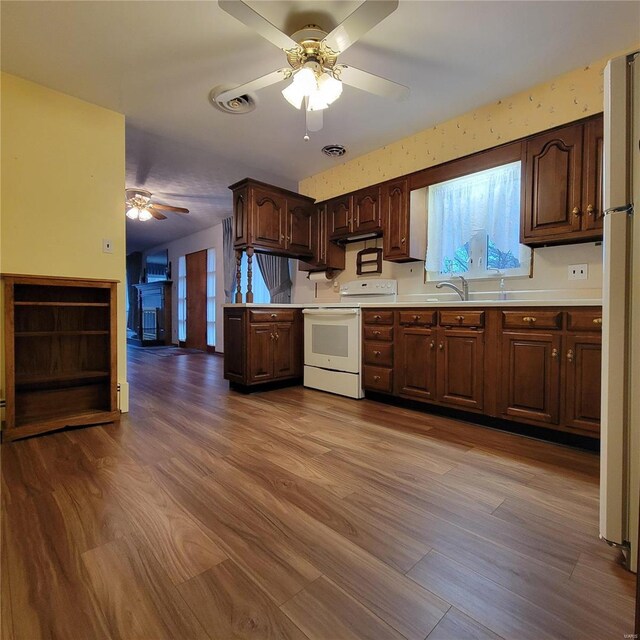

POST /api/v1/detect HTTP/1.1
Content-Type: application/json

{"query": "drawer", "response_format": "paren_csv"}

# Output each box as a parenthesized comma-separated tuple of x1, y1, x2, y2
(398, 310, 437, 327)
(502, 310, 562, 330)
(439, 310, 485, 328)
(249, 309, 295, 323)
(567, 309, 603, 332)
(363, 325, 394, 341)
(362, 310, 394, 325)
(363, 342, 394, 367)
(363, 365, 393, 393)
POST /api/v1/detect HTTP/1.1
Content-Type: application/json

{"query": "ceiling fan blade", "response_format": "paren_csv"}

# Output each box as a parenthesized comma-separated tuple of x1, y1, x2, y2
(338, 65, 409, 101)
(216, 68, 289, 104)
(306, 108, 323, 133)
(151, 203, 190, 214)
(218, 0, 298, 50)
(324, 0, 399, 54)
(148, 209, 167, 221)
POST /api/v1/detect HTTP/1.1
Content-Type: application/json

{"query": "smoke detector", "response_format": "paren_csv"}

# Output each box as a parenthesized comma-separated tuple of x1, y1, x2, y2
(322, 144, 347, 157)
(209, 86, 257, 114)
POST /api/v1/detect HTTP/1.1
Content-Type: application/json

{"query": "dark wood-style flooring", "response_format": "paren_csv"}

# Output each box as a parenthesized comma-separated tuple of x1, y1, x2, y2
(1, 347, 635, 639)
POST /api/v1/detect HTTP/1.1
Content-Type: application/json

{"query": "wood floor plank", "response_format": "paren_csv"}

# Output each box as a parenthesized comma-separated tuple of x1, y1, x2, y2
(281, 575, 405, 640)
(199, 456, 450, 640)
(2, 348, 632, 640)
(177, 559, 308, 640)
(151, 456, 323, 605)
(82, 534, 210, 639)
(426, 607, 502, 640)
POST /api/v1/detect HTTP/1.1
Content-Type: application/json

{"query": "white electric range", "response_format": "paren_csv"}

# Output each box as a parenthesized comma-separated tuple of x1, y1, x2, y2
(302, 279, 398, 398)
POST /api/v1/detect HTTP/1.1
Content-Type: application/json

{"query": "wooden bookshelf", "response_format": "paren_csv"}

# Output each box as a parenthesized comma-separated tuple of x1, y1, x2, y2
(2, 274, 120, 441)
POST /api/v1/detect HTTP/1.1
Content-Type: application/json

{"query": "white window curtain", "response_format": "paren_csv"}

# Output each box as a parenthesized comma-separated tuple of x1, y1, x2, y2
(206, 248, 216, 347)
(177, 255, 187, 342)
(426, 161, 522, 273)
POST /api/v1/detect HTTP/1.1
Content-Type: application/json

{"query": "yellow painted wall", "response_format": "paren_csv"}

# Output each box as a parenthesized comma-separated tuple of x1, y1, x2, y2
(300, 47, 638, 201)
(0, 73, 129, 411)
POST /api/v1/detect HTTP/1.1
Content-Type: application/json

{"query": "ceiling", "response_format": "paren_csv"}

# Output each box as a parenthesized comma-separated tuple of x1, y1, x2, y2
(2, 1, 639, 252)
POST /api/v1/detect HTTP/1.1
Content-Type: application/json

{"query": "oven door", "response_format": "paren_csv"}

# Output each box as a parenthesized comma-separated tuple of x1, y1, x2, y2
(302, 308, 361, 374)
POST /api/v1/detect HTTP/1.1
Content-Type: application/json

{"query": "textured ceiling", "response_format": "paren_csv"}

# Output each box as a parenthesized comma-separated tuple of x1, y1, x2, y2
(2, 1, 639, 252)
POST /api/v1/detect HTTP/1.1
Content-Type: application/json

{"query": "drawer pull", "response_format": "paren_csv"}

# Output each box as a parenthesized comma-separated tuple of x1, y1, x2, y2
(373, 350, 381, 357)
(523, 316, 537, 323)
(373, 330, 381, 336)
(270, 313, 277, 318)
(430, 341, 435, 349)
(567, 349, 574, 363)
(373, 375, 381, 382)
(572, 206, 581, 217)
(456, 315, 465, 322)
(374, 315, 381, 320)
(551, 348, 558, 359)
(413, 314, 421, 321)
(593, 318, 602, 325)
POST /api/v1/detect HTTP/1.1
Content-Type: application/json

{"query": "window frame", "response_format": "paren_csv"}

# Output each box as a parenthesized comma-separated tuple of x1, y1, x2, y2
(414, 140, 532, 282)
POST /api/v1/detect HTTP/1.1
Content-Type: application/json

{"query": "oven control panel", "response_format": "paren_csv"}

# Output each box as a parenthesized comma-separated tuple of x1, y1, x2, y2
(339, 279, 398, 297)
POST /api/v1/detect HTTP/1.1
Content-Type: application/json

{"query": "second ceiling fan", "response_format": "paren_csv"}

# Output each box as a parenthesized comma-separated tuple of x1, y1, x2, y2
(216, 0, 409, 133)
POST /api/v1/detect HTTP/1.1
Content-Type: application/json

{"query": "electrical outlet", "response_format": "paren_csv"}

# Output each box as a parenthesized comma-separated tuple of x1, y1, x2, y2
(102, 239, 113, 254)
(568, 263, 588, 280)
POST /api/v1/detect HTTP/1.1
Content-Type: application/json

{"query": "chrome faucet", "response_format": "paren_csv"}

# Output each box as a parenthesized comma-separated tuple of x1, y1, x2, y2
(436, 275, 469, 301)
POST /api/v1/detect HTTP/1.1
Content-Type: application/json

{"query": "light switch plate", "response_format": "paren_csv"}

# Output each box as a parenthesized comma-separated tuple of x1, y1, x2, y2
(568, 263, 588, 280)
(102, 239, 113, 254)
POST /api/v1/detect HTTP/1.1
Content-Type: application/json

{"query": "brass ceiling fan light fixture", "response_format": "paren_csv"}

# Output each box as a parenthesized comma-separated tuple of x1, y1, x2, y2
(125, 188, 189, 222)
(216, 0, 409, 135)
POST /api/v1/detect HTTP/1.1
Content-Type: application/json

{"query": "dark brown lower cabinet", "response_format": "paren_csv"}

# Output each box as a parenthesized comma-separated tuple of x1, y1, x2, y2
(499, 331, 562, 425)
(224, 308, 302, 387)
(564, 334, 602, 434)
(438, 329, 484, 411)
(361, 306, 602, 438)
(397, 326, 437, 401)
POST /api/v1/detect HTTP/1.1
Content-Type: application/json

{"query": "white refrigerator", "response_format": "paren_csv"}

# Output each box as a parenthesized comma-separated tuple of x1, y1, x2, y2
(600, 50, 640, 571)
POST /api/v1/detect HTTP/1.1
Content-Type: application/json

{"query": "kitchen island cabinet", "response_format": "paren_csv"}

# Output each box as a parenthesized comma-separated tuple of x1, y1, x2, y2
(223, 307, 303, 388)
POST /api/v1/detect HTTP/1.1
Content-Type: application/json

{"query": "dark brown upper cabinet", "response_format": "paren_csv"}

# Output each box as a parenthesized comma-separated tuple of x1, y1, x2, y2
(381, 177, 410, 261)
(298, 204, 346, 273)
(328, 187, 383, 241)
(522, 114, 603, 246)
(230, 178, 314, 258)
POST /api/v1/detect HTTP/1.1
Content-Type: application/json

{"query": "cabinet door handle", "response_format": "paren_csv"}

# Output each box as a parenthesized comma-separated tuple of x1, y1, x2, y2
(593, 317, 602, 325)
(373, 375, 381, 382)
(270, 333, 275, 340)
(567, 349, 574, 363)
(401, 237, 406, 244)
(281, 234, 285, 240)
(438, 342, 444, 350)
(551, 348, 558, 359)
(373, 350, 381, 357)
(287, 236, 291, 243)
(429, 341, 435, 349)
(456, 315, 465, 322)
(523, 316, 537, 323)
(586, 204, 595, 216)
(572, 206, 582, 217)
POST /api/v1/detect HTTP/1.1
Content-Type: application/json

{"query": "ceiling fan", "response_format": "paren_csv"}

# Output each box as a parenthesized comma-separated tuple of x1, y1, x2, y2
(125, 188, 189, 222)
(216, 0, 409, 134)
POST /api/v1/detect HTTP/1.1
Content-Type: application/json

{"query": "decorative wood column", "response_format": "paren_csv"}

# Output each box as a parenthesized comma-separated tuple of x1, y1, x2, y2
(235, 249, 243, 303)
(246, 246, 254, 303)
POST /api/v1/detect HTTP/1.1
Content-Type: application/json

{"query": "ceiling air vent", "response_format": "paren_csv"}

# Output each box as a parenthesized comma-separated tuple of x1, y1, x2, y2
(209, 86, 257, 114)
(322, 144, 347, 158)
